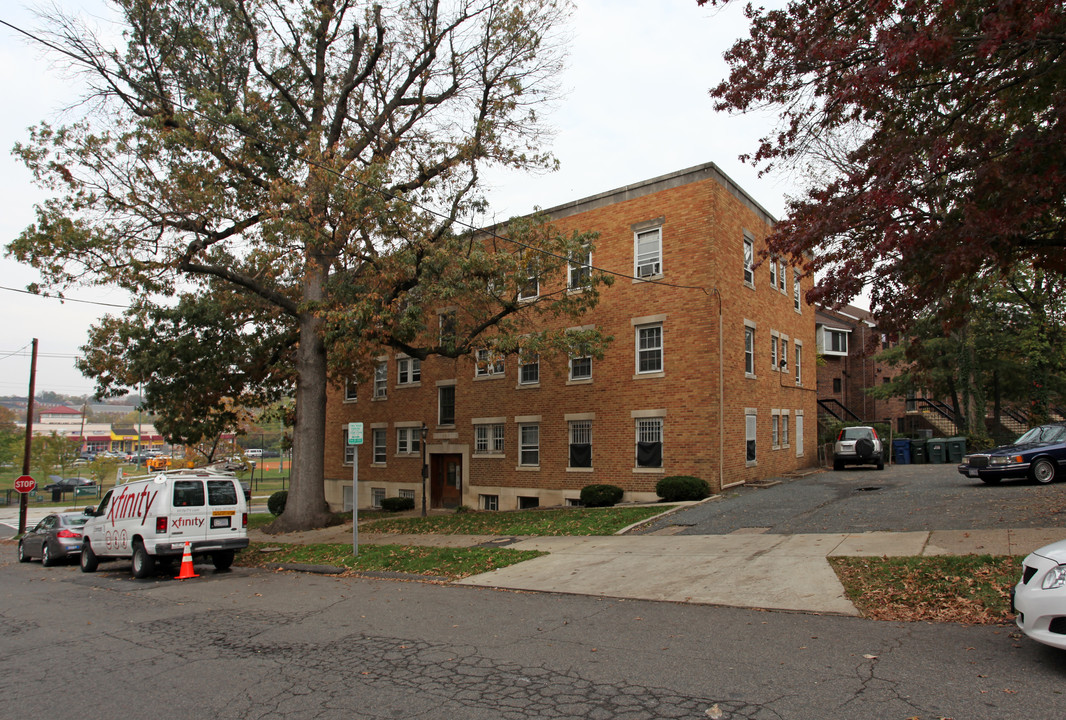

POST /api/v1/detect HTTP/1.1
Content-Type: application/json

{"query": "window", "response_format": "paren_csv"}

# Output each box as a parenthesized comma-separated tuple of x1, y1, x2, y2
(570, 354, 592, 381)
(518, 496, 540, 509)
(396, 427, 421, 455)
(744, 325, 755, 375)
(438, 385, 455, 426)
(373, 361, 387, 398)
(397, 357, 421, 385)
(772, 412, 780, 449)
(795, 343, 802, 385)
(778, 259, 787, 292)
(568, 245, 591, 289)
(372, 428, 386, 464)
(371, 488, 385, 508)
(636, 418, 663, 468)
(208, 480, 239, 506)
(519, 424, 540, 467)
(636, 323, 663, 374)
(833, 377, 842, 393)
(780, 338, 789, 373)
(745, 412, 757, 464)
(399, 489, 415, 500)
(743, 235, 754, 285)
(782, 414, 790, 447)
(823, 328, 848, 355)
(481, 494, 499, 511)
(519, 353, 539, 385)
(771, 334, 779, 372)
(173, 481, 205, 507)
(568, 420, 592, 468)
(475, 348, 505, 377)
(794, 270, 802, 311)
(343, 428, 356, 465)
(344, 379, 358, 402)
(474, 423, 504, 454)
(518, 255, 539, 300)
(769, 258, 777, 288)
(635, 227, 662, 278)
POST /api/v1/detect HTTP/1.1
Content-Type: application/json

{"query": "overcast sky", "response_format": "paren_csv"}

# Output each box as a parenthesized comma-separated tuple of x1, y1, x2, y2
(0, 0, 796, 399)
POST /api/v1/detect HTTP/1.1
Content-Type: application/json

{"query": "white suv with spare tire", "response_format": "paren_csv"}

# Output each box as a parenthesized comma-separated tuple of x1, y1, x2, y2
(833, 426, 885, 471)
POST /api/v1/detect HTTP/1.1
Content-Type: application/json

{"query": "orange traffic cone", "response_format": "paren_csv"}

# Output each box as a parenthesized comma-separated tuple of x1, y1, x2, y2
(176, 541, 198, 580)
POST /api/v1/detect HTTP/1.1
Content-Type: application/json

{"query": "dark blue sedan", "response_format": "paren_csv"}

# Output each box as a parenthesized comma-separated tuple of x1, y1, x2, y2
(958, 423, 1066, 485)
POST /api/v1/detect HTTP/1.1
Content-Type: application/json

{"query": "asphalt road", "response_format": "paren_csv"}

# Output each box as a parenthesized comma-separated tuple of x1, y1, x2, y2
(640, 463, 1066, 535)
(3, 549, 1066, 720)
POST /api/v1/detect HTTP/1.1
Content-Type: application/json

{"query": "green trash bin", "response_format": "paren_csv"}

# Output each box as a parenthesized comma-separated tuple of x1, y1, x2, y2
(927, 437, 948, 464)
(910, 438, 927, 464)
(946, 436, 967, 464)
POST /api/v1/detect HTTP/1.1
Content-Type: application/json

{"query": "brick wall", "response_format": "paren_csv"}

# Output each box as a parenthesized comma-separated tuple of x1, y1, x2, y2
(325, 163, 819, 511)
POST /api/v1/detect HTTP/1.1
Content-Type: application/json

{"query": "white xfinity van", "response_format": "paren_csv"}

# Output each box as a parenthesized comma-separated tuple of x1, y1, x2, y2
(80, 468, 249, 578)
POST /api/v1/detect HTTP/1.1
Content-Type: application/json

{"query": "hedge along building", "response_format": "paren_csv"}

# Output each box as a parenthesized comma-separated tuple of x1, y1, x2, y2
(323, 162, 818, 512)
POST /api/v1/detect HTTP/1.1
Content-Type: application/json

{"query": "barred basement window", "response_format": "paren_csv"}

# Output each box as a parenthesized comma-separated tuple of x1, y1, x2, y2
(636, 418, 662, 468)
(568, 420, 592, 468)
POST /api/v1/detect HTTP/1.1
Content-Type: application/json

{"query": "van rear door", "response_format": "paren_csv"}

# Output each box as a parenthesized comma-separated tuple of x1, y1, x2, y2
(205, 478, 245, 543)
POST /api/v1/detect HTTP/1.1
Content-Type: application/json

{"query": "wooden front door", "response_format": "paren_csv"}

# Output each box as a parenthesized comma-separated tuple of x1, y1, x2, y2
(430, 454, 462, 508)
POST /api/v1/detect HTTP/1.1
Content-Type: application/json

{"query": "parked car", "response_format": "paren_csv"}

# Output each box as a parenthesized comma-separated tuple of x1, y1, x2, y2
(833, 426, 884, 470)
(18, 512, 90, 566)
(43, 476, 96, 493)
(1013, 538, 1066, 650)
(958, 423, 1066, 485)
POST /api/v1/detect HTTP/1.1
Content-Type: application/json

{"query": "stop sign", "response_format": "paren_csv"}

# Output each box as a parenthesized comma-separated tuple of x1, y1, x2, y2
(14, 475, 36, 493)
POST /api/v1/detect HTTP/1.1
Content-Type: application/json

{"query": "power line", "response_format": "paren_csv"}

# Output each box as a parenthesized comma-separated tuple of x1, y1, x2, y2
(0, 284, 130, 309)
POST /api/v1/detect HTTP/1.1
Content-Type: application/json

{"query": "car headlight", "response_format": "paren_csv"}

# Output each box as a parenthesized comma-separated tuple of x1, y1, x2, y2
(1041, 565, 1066, 590)
(990, 456, 1022, 465)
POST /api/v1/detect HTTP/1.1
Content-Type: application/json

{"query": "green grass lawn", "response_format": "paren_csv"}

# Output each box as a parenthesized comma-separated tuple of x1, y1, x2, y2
(236, 542, 545, 579)
(359, 505, 676, 536)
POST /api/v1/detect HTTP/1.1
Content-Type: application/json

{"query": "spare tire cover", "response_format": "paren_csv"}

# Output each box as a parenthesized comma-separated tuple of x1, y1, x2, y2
(855, 437, 874, 459)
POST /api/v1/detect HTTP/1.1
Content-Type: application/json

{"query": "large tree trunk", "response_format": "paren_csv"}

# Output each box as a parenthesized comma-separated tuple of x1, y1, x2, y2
(267, 265, 334, 532)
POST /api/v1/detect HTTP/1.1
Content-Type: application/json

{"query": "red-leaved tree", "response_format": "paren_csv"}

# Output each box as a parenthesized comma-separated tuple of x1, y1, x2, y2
(699, 0, 1066, 335)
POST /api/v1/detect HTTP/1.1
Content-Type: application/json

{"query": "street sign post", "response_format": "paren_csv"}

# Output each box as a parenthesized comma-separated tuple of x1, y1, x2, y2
(14, 475, 35, 493)
(347, 423, 364, 556)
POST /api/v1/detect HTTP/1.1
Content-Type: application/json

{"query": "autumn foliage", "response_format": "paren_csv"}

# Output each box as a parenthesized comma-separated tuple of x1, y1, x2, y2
(699, 0, 1066, 333)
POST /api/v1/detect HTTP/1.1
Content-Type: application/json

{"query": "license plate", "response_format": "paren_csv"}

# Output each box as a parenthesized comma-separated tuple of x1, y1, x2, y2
(211, 517, 231, 529)
(968, 469, 979, 478)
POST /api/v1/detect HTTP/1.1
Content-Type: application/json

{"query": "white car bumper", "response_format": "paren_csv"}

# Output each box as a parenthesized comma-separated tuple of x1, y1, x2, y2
(1014, 547, 1066, 651)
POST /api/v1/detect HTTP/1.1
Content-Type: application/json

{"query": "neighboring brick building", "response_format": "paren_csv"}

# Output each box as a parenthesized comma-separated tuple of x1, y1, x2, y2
(324, 163, 819, 511)
(815, 304, 910, 431)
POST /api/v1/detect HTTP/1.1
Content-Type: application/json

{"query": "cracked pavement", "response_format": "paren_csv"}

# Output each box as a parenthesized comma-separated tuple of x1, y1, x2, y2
(3, 548, 1065, 720)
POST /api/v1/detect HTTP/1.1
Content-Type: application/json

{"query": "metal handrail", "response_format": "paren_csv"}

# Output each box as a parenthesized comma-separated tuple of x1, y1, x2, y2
(817, 398, 862, 422)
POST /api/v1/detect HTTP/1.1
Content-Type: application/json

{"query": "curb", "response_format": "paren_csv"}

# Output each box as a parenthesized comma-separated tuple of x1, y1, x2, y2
(262, 562, 449, 583)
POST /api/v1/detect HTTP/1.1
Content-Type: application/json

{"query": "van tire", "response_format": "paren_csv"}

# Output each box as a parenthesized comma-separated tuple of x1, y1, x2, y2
(131, 542, 155, 579)
(212, 550, 235, 571)
(81, 542, 99, 573)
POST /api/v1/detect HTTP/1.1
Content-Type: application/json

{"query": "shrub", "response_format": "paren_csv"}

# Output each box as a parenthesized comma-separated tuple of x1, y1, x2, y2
(580, 484, 624, 507)
(267, 490, 288, 516)
(655, 475, 711, 502)
(380, 496, 415, 513)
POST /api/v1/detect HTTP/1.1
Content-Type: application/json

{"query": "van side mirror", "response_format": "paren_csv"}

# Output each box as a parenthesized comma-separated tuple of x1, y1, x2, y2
(83, 506, 98, 516)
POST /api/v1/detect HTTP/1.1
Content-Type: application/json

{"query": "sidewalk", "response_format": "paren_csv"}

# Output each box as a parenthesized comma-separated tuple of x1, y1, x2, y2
(249, 525, 1065, 616)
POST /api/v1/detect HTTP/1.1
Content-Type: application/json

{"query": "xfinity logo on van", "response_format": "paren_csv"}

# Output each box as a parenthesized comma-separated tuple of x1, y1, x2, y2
(106, 485, 160, 527)
(172, 517, 205, 529)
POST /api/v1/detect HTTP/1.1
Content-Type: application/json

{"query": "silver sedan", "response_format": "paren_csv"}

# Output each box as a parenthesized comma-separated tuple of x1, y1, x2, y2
(18, 512, 90, 566)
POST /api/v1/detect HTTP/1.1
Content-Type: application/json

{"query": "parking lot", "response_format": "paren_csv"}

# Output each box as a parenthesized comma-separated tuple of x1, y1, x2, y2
(641, 463, 1066, 535)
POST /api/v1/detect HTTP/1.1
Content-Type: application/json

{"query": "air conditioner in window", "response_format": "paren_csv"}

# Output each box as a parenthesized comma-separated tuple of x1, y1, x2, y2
(637, 262, 660, 278)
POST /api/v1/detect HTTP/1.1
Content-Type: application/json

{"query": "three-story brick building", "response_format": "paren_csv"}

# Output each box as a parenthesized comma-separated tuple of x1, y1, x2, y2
(324, 162, 818, 511)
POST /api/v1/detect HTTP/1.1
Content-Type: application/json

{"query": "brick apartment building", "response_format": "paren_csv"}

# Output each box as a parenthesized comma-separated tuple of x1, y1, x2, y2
(324, 162, 819, 511)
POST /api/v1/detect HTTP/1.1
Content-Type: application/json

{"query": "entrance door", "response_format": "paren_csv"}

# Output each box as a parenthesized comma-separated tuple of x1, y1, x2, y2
(430, 454, 462, 508)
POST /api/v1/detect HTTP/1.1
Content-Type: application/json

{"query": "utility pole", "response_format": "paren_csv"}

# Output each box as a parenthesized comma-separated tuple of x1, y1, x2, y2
(19, 339, 39, 536)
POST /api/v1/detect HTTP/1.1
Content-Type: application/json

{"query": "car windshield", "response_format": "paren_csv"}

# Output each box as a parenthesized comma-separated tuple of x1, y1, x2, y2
(1015, 425, 1066, 445)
